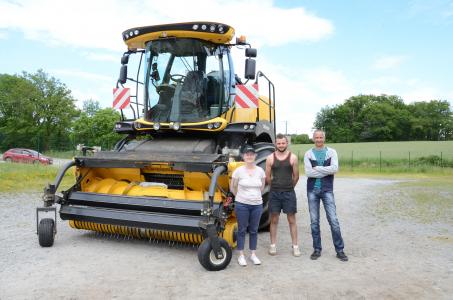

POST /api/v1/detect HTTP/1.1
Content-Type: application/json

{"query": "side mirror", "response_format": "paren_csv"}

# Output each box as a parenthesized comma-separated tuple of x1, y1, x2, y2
(121, 55, 129, 65)
(244, 58, 256, 80)
(245, 48, 257, 58)
(119, 65, 127, 84)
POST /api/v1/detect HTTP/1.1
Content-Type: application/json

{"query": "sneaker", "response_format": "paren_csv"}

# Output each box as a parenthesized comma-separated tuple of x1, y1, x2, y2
(292, 245, 301, 257)
(268, 244, 277, 256)
(310, 250, 321, 260)
(238, 255, 247, 266)
(250, 254, 261, 265)
(336, 251, 348, 262)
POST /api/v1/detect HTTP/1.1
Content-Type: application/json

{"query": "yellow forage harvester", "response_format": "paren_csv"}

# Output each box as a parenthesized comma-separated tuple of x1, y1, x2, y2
(37, 21, 276, 271)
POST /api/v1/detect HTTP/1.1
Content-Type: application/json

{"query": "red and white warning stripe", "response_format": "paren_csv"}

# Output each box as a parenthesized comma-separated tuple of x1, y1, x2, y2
(235, 84, 259, 108)
(113, 88, 131, 110)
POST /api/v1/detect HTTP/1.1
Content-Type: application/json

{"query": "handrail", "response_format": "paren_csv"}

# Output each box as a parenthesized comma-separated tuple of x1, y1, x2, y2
(255, 71, 276, 137)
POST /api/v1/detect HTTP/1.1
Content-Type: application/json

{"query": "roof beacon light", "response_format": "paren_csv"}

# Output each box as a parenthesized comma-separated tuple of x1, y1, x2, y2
(237, 35, 247, 44)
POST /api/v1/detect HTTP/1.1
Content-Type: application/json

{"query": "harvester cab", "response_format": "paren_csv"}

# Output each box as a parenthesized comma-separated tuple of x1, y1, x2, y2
(37, 22, 276, 271)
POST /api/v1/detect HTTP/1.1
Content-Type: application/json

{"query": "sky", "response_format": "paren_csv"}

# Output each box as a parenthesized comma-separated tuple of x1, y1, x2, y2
(1, 0, 453, 135)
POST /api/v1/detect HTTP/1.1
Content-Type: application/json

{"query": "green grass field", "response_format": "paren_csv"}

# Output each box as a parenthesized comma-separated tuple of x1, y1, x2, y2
(290, 140, 453, 159)
(291, 140, 453, 172)
(0, 163, 74, 192)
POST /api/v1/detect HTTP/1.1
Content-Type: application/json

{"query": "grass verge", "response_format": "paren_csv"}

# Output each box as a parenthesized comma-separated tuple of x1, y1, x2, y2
(0, 162, 74, 192)
(373, 176, 453, 225)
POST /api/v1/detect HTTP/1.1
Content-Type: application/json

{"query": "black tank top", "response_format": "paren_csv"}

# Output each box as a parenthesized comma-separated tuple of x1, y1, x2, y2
(271, 152, 293, 191)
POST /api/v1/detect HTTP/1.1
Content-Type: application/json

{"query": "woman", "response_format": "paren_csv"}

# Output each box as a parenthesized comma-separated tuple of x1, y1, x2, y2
(230, 145, 266, 266)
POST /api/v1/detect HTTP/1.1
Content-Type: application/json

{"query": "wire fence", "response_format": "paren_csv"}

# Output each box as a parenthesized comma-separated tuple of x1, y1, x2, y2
(296, 150, 453, 171)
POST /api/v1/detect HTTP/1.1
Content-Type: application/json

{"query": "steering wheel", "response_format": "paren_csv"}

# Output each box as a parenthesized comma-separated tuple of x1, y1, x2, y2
(156, 83, 176, 94)
(170, 74, 186, 84)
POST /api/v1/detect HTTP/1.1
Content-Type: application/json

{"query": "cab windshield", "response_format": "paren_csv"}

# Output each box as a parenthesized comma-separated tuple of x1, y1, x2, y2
(144, 38, 232, 123)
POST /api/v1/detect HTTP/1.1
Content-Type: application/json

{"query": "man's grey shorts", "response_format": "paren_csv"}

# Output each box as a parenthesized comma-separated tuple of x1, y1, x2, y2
(269, 190, 297, 214)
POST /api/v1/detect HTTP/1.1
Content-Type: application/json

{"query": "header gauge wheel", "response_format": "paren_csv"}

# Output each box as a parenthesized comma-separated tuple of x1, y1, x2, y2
(197, 237, 232, 271)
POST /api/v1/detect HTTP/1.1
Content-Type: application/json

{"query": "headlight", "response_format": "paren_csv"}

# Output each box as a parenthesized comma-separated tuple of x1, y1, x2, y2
(213, 122, 221, 128)
(244, 124, 249, 130)
(172, 122, 181, 131)
(153, 123, 160, 130)
(207, 123, 213, 129)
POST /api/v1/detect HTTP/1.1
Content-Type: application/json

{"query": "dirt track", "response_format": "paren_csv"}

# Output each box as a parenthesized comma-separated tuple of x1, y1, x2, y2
(0, 177, 452, 299)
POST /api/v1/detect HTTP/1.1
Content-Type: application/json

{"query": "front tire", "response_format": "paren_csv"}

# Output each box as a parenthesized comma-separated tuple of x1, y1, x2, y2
(4, 157, 12, 163)
(38, 218, 55, 247)
(254, 142, 275, 231)
(197, 237, 232, 271)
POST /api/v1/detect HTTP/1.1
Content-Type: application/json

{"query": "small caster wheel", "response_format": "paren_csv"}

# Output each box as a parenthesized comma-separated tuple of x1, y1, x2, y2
(38, 218, 55, 247)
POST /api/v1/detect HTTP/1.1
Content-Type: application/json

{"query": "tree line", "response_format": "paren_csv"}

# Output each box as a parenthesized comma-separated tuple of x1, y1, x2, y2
(313, 94, 453, 143)
(0, 70, 121, 152)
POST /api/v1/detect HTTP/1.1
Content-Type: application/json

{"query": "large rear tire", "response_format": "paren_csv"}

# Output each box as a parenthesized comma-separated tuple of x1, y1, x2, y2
(197, 237, 232, 271)
(38, 218, 55, 247)
(254, 142, 275, 231)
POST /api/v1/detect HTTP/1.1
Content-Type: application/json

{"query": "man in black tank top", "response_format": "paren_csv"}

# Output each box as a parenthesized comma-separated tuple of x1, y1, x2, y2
(265, 134, 300, 257)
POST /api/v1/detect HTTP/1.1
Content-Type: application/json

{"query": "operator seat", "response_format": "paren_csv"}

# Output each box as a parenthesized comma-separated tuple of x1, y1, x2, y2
(180, 70, 206, 113)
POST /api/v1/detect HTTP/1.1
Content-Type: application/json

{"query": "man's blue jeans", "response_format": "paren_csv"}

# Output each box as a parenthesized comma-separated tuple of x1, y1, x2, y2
(234, 202, 263, 251)
(307, 188, 344, 252)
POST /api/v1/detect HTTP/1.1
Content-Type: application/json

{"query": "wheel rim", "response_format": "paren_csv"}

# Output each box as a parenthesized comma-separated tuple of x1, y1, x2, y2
(209, 247, 227, 266)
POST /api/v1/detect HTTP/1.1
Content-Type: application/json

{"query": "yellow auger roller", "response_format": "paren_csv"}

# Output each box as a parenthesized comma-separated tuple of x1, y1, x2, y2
(69, 219, 237, 247)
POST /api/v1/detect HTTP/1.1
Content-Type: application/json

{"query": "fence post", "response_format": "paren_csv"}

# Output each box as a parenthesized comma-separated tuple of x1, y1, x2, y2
(379, 151, 382, 172)
(408, 151, 411, 169)
(440, 152, 443, 168)
(351, 150, 354, 171)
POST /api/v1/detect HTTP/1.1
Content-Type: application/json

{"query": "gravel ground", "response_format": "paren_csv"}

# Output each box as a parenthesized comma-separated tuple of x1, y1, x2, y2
(0, 177, 452, 299)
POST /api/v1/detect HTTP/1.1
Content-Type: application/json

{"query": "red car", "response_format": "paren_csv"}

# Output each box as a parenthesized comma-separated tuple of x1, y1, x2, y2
(2, 148, 53, 165)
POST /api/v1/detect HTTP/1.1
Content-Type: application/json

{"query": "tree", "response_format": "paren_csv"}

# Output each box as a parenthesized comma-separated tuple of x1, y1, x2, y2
(313, 94, 452, 142)
(408, 100, 453, 140)
(0, 70, 79, 151)
(291, 134, 311, 144)
(72, 100, 121, 150)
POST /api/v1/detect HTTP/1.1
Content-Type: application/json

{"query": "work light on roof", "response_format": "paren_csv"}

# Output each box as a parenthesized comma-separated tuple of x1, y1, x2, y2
(201, 24, 207, 30)
(210, 25, 216, 32)
(192, 24, 199, 30)
(134, 30, 139, 35)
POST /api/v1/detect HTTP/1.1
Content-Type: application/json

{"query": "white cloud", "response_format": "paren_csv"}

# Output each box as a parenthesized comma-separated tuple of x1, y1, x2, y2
(373, 55, 407, 70)
(82, 52, 119, 63)
(253, 56, 354, 134)
(50, 69, 113, 82)
(0, 0, 333, 51)
(70, 88, 102, 108)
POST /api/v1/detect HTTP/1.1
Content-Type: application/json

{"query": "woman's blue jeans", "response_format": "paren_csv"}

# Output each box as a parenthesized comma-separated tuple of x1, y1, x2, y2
(234, 202, 263, 251)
